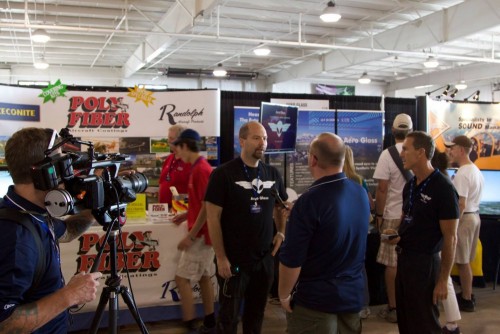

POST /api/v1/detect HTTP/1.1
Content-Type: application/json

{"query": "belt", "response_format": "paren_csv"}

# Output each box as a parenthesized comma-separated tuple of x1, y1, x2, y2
(463, 211, 479, 215)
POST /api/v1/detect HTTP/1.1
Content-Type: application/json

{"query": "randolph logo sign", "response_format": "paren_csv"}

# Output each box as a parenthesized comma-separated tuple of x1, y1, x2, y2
(66, 96, 131, 129)
(75, 230, 161, 275)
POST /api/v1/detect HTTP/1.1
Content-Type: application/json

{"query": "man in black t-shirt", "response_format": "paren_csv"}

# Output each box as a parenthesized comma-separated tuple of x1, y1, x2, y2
(205, 121, 287, 334)
(386, 131, 459, 334)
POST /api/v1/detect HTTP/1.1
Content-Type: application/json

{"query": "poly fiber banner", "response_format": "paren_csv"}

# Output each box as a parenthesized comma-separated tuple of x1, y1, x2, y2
(0, 85, 220, 138)
(427, 98, 500, 170)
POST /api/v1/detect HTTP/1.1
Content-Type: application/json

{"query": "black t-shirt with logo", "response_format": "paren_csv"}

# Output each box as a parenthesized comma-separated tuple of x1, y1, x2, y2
(204, 157, 287, 269)
(398, 170, 459, 254)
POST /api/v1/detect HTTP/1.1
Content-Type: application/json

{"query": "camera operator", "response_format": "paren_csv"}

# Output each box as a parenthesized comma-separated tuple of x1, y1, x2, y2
(0, 127, 102, 334)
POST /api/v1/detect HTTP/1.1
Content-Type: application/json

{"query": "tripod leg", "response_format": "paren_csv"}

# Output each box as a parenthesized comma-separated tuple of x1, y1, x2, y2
(120, 286, 149, 334)
(109, 291, 119, 334)
(88, 286, 111, 334)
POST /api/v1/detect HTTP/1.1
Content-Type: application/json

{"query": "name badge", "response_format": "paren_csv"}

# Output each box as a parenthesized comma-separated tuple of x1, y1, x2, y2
(250, 203, 262, 214)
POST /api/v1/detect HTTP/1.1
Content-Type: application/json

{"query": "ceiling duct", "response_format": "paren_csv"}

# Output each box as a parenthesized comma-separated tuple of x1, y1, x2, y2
(163, 68, 258, 80)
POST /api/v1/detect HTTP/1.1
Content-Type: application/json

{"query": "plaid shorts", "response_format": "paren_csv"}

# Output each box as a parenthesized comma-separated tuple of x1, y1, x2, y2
(376, 218, 401, 267)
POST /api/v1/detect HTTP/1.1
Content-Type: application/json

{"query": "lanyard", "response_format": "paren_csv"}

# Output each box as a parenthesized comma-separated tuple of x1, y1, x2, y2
(241, 158, 261, 199)
(166, 156, 179, 181)
(407, 169, 439, 216)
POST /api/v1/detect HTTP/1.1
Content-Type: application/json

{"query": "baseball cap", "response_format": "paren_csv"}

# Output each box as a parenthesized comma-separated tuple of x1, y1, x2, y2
(393, 113, 413, 130)
(444, 135, 472, 149)
(172, 128, 201, 145)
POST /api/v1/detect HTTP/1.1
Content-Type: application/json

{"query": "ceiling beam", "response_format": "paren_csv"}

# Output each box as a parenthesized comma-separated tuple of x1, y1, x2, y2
(268, 0, 500, 85)
(121, 0, 219, 78)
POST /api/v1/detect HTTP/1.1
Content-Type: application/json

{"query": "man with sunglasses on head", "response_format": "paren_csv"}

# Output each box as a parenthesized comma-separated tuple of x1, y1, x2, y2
(0, 128, 102, 334)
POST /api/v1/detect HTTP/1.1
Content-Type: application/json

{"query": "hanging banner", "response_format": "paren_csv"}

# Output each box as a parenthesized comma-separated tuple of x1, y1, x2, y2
(427, 98, 500, 170)
(336, 110, 384, 192)
(0, 85, 220, 138)
(271, 98, 329, 110)
(287, 109, 336, 195)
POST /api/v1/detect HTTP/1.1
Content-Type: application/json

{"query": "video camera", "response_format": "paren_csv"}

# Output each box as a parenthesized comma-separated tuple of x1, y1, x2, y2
(31, 128, 148, 225)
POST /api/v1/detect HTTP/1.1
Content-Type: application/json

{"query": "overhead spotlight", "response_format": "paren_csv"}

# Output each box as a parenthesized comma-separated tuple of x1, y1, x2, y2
(423, 56, 439, 68)
(441, 85, 451, 96)
(463, 90, 480, 102)
(213, 63, 227, 77)
(455, 81, 467, 90)
(33, 57, 49, 70)
(253, 45, 271, 56)
(425, 84, 449, 96)
(31, 29, 51, 43)
(358, 72, 371, 84)
(449, 88, 459, 99)
(320, 1, 341, 23)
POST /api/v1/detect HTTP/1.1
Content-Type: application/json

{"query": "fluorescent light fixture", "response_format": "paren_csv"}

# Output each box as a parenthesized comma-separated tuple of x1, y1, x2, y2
(320, 1, 341, 23)
(33, 58, 49, 70)
(253, 46, 271, 56)
(31, 29, 50, 43)
(213, 64, 227, 77)
(423, 56, 439, 68)
(358, 72, 371, 84)
(455, 81, 467, 90)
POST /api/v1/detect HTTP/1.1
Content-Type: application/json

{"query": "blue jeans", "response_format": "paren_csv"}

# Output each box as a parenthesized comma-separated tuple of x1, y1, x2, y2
(216, 254, 274, 334)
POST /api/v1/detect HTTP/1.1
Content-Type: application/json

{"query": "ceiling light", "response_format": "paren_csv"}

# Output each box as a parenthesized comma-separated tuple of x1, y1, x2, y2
(33, 58, 49, 70)
(455, 81, 467, 90)
(423, 56, 439, 68)
(463, 90, 480, 102)
(320, 1, 341, 23)
(31, 29, 50, 43)
(441, 85, 451, 96)
(358, 72, 371, 84)
(425, 84, 449, 96)
(449, 88, 459, 99)
(213, 63, 227, 77)
(253, 46, 271, 56)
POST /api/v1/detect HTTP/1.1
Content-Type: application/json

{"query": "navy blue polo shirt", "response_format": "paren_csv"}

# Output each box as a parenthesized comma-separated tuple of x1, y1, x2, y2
(280, 173, 369, 313)
(0, 186, 67, 333)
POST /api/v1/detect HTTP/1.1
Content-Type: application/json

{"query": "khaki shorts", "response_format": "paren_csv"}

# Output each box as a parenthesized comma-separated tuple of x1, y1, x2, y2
(176, 238, 215, 282)
(376, 218, 401, 267)
(455, 213, 481, 264)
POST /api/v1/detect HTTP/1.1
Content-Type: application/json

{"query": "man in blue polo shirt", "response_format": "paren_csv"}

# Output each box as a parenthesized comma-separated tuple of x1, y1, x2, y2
(278, 132, 370, 333)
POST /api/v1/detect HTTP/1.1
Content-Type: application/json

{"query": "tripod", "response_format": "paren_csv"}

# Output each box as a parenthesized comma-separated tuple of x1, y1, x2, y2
(88, 214, 149, 334)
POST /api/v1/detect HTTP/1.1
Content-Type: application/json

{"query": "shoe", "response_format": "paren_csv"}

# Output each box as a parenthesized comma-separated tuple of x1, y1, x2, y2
(359, 307, 371, 319)
(377, 306, 397, 323)
(442, 325, 462, 334)
(456, 292, 475, 312)
(197, 324, 215, 334)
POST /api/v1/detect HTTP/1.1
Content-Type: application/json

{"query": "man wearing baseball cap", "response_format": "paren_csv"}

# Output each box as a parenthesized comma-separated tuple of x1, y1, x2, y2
(373, 113, 413, 323)
(445, 135, 484, 312)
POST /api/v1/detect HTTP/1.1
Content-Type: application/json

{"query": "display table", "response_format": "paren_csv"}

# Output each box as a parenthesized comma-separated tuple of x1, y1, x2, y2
(60, 218, 217, 331)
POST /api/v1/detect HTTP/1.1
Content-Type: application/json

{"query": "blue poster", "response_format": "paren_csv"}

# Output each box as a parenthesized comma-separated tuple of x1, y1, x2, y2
(337, 110, 384, 192)
(233, 106, 260, 156)
(287, 109, 336, 195)
(260, 103, 298, 154)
